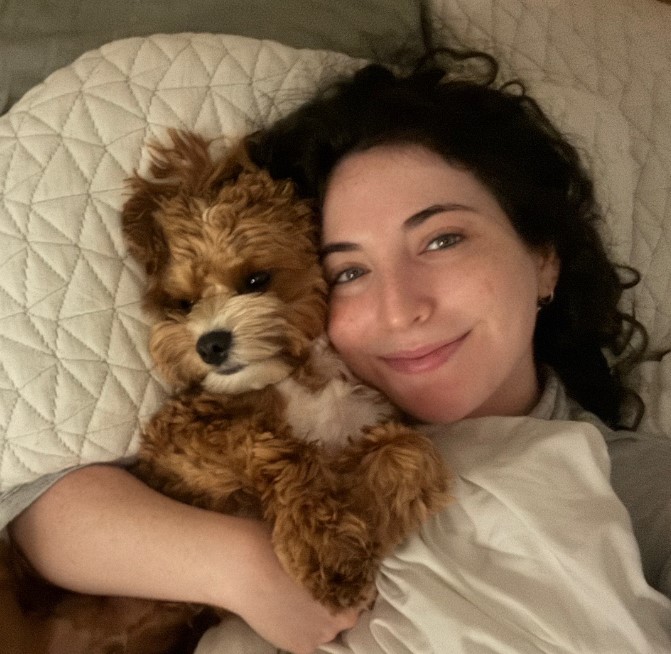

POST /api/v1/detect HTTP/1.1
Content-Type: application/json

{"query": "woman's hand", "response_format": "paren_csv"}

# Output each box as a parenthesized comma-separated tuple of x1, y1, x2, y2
(222, 519, 360, 653)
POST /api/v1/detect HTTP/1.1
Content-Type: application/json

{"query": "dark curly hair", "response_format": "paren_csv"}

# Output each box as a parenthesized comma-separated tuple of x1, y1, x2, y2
(249, 51, 647, 429)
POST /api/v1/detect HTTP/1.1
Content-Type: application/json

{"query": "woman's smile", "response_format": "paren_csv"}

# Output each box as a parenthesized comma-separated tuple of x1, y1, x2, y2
(380, 333, 469, 374)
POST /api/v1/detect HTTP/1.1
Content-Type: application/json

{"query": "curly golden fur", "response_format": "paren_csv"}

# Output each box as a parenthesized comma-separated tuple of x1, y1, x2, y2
(3, 130, 450, 653)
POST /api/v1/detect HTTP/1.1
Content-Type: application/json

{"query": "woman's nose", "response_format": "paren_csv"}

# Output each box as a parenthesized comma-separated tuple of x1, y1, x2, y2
(376, 268, 433, 330)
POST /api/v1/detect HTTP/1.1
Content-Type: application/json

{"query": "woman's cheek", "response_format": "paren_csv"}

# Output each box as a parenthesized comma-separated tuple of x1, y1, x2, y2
(327, 301, 351, 353)
(327, 298, 365, 366)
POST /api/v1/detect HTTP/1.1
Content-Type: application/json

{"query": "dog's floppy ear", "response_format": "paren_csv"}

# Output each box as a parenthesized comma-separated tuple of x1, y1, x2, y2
(121, 175, 170, 275)
(121, 130, 216, 274)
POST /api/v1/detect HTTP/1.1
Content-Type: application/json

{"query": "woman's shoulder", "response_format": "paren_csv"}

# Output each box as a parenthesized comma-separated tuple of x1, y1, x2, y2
(533, 366, 633, 441)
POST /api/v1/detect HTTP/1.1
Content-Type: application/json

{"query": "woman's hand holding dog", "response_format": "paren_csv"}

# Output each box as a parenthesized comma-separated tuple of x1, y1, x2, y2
(226, 520, 361, 653)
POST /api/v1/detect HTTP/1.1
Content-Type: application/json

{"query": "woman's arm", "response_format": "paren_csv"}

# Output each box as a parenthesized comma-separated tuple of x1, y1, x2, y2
(9, 464, 358, 654)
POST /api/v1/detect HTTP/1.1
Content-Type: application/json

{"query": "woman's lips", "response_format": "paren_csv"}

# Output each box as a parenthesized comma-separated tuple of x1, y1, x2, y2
(380, 333, 469, 374)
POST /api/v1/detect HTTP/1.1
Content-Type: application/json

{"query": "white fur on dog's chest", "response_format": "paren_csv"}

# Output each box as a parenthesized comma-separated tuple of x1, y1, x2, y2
(278, 376, 395, 449)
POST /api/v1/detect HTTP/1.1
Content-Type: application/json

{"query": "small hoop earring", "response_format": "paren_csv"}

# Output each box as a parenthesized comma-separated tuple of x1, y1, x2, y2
(537, 291, 555, 309)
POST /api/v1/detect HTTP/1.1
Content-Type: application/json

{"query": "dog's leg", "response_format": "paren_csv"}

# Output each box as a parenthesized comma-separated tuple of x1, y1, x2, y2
(2, 539, 214, 654)
(28, 598, 210, 654)
(247, 434, 381, 610)
(132, 393, 288, 515)
(248, 424, 450, 610)
(338, 421, 451, 548)
(275, 421, 450, 608)
(48, 595, 217, 654)
(336, 422, 449, 556)
(0, 547, 47, 654)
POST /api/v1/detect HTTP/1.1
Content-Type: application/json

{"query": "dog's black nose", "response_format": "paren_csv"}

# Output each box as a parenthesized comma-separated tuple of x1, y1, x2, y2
(196, 330, 232, 366)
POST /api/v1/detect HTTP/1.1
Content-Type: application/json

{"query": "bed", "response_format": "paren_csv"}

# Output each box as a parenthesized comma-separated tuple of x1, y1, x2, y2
(1, 0, 670, 649)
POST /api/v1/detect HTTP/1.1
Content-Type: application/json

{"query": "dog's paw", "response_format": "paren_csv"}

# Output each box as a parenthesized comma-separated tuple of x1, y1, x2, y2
(341, 422, 452, 549)
(271, 497, 378, 609)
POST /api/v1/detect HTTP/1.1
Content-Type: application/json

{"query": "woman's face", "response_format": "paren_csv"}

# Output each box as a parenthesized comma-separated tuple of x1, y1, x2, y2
(321, 144, 560, 424)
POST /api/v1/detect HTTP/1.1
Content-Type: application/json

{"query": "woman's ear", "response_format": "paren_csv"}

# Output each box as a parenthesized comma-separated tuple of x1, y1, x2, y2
(536, 246, 561, 298)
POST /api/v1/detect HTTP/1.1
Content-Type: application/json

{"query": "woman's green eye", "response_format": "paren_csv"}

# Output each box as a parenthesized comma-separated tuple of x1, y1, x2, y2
(333, 267, 366, 285)
(426, 233, 463, 251)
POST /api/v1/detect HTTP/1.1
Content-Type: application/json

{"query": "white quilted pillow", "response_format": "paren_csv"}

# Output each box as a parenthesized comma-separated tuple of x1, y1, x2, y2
(0, 34, 365, 491)
(428, 0, 671, 434)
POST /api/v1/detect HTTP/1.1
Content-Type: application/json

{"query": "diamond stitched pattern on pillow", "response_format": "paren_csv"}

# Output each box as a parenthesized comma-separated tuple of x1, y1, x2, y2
(0, 33, 365, 491)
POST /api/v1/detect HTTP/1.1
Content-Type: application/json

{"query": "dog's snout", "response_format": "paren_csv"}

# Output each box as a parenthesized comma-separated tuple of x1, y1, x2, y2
(196, 330, 232, 366)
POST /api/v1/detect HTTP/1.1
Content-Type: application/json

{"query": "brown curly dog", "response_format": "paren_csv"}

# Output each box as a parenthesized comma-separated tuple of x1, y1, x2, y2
(1, 130, 450, 653)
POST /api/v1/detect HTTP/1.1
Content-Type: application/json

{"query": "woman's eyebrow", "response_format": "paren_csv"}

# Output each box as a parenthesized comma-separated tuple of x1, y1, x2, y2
(320, 203, 474, 259)
(403, 203, 474, 229)
(320, 241, 358, 259)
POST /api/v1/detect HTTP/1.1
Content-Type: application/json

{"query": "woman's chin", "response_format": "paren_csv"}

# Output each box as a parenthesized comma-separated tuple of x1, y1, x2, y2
(390, 389, 473, 425)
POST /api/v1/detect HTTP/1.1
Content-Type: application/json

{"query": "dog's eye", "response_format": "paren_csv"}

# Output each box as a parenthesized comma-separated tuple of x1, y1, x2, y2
(241, 270, 272, 294)
(174, 299, 195, 314)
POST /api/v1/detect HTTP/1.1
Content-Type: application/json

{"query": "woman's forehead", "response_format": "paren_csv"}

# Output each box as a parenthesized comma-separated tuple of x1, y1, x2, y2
(322, 144, 508, 233)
